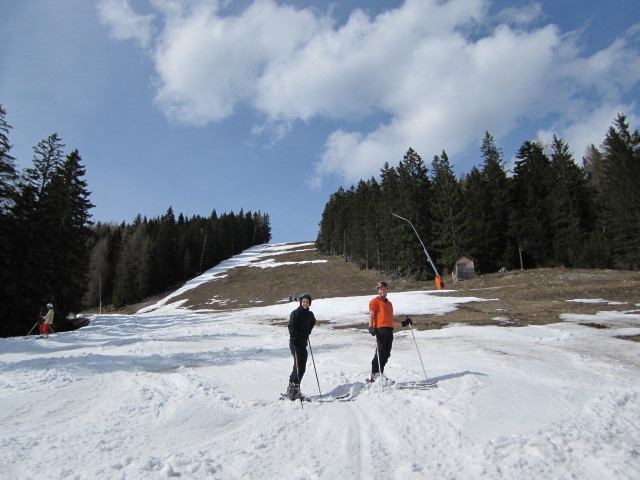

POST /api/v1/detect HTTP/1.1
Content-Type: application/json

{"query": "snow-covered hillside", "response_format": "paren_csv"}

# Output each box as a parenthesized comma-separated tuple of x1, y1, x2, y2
(1, 243, 639, 479)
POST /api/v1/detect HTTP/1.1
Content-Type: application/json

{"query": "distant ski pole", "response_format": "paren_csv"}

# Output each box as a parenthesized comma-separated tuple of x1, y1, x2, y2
(27, 319, 40, 336)
(391, 213, 444, 290)
(308, 338, 322, 396)
(406, 318, 429, 382)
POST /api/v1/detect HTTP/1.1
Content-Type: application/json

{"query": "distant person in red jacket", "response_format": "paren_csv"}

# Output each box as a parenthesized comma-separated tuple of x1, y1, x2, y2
(40, 303, 54, 335)
(368, 282, 412, 383)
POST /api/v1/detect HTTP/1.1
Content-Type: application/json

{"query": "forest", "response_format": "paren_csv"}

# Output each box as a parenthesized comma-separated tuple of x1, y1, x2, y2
(316, 115, 640, 280)
(0, 105, 271, 337)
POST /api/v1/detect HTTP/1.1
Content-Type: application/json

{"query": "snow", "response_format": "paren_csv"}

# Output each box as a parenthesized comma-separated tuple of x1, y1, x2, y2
(2, 243, 639, 479)
(561, 310, 640, 329)
(250, 258, 328, 268)
(567, 298, 627, 306)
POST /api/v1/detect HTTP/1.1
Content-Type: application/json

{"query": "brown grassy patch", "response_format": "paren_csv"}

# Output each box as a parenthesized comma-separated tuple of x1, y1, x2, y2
(116, 244, 640, 340)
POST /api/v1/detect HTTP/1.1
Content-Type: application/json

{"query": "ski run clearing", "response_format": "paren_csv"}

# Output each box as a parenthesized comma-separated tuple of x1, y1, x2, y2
(1, 243, 639, 480)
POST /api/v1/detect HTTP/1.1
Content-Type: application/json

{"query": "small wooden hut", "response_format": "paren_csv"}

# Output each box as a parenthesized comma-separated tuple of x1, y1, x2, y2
(452, 254, 477, 282)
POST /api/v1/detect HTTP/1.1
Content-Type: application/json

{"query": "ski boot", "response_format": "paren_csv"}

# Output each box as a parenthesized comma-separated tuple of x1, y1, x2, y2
(286, 382, 301, 400)
(368, 373, 395, 386)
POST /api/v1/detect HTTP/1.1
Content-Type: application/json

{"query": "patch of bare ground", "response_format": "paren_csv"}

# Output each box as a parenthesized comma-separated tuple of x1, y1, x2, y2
(437, 268, 640, 341)
(168, 245, 386, 310)
(117, 244, 640, 341)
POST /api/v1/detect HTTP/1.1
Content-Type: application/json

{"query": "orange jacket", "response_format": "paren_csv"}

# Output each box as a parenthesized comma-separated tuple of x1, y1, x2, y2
(369, 296, 394, 328)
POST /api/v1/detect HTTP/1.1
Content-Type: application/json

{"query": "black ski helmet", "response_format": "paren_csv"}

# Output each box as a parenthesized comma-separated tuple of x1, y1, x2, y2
(299, 293, 312, 305)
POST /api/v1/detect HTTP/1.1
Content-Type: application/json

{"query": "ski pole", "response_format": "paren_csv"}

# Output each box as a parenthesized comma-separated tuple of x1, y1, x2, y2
(294, 349, 303, 409)
(308, 338, 322, 396)
(374, 334, 385, 384)
(406, 318, 429, 382)
(27, 319, 40, 336)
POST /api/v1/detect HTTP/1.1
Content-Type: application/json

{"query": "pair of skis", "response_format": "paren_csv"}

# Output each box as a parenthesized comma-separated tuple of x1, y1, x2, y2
(396, 380, 438, 390)
(366, 376, 439, 391)
(279, 392, 353, 403)
(280, 378, 438, 403)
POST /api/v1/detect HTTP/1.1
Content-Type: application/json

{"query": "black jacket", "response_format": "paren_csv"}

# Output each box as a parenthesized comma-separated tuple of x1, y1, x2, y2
(288, 306, 316, 347)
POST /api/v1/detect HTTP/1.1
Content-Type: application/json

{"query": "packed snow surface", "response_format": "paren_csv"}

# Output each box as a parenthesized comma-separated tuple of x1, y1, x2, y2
(1, 243, 639, 479)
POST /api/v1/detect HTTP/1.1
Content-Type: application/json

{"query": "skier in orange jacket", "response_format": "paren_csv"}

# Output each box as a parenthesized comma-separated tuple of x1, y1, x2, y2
(368, 281, 412, 383)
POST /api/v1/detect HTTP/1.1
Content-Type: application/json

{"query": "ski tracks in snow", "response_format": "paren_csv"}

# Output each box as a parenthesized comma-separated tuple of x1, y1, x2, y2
(2, 302, 640, 479)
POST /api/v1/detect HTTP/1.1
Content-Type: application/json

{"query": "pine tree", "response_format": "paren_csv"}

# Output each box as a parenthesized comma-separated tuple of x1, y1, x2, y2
(459, 167, 486, 267)
(599, 115, 640, 268)
(0, 105, 18, 214)
(112, 223, 151, 307)
(84, 233, 113, 308)
(347, 180, 368, 265)
(354, 178, 380, 269)
(25, 133, 65, 200)
(150, 206, 179, 291)
(479, 132, 510, 271)
(4, 134, 66, 334)
(320, 187, 349, 257)
(41, 149, 94, 316)
(253, 211, 271, 244)
(508, 141, 554, 268)
(395, 148, 432, 278)
(340, 186, 357, 262)
(5, 177, 41, 335)
(378, 162, 402, 274)
(430, 151, 464, 270)
(583, 144, 606, 195)
(580, 144, 612, 267)
(1, 134, 94, 334)
(0, 106, 19, 336)
(547, 136, 592, 267)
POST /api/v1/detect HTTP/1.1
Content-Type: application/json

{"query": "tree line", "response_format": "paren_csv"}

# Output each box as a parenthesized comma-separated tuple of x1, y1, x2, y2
(84, 208, 271, 309)
(0, 105, 271, 337)
(316, 114, 640, 279)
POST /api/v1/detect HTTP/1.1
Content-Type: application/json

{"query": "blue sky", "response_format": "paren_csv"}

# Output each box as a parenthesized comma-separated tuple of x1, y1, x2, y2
(1, 0, 639, 243)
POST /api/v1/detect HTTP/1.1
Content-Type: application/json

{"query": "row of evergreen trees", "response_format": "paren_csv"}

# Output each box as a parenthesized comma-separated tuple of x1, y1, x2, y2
(316, 115, 639, 279)
(0, 105, 271, 337)
(1, 106, 94, 337)
(85, 208, 271, 309)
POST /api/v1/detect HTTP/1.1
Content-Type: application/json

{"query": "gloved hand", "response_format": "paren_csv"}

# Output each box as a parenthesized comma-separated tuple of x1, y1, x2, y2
(401, 317, 413, 327)
(368, 327, 377, 336)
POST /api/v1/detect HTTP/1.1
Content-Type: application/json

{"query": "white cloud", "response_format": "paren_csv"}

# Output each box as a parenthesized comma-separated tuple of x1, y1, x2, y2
(152, 0, 326, 124)
(575, 30, 640, 97)
(494, 2, 543, 26)
(256, 0, 486, 122)
(535, 25, 640, 158)
(312, 21, 566, 185)
(98, 0, 640, 185)
(537, 103, 639, 160)
(97, 0, 155, 49)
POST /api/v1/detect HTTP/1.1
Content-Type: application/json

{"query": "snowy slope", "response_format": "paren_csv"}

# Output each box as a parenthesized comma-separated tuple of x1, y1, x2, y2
(1, 243, 639, 480)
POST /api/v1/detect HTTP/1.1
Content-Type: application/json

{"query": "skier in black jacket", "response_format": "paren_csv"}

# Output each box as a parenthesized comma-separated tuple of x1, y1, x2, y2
(286, 293, 316, 400)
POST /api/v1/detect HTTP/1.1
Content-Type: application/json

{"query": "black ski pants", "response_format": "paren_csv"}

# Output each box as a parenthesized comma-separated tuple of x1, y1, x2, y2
(289, 343, 308, 384)
(371, 327, 394, 375)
